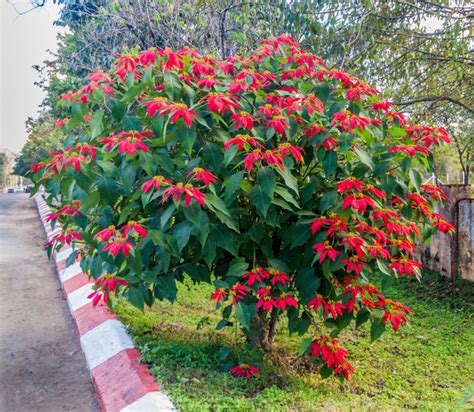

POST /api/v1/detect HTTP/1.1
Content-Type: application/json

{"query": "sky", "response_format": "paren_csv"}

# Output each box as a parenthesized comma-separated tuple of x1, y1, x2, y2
(0, 0, 62, 153)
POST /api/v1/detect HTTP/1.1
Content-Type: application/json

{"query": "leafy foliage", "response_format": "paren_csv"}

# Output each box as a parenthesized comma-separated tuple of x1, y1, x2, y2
(30, 36, 453, 380)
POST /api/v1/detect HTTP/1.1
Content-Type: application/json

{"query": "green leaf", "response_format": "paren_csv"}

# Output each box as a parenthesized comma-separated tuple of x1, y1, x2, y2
(90, 109, 104, 139)
(323, 150, 337, 175)
(203, 143, 223, 173)
(96, 159, 117, 175)
(409, 169, 422, 192)
(235, 302, 251, 330)
(376, 259, 391, 276)
(210, 224, 239, 256)
(216, 319, 229, 331)
(224, 172, 244, 202)
(251, 185, 272, 217)
(109, 99, 127, 123)
(155, 276, 177, 302)
(205, 192, 239, 232)
(226, 258, 249, 279)
(80, 190, 100, 210)
(161, 204, 176, 228)
(129, 250, 143, 275)
(223, 145, 238, 166)
(320, 365, 333, 379)
(321, 260, 331, 279)
(354, 147, 374, 170)
(276, 168, 299, 194)
(65, 250, 78, 267)
(291, 224, 311, 248)
(388, 126, 407, 137)
(123, 115, 142, 132)
(319, 191, 337, 213)
(374, 160, 391, 177)
(370, 318, 386, 342)
(356, 309, 371, 328)
(257, 167, 276, 197)
(295, 267, 320, 301)
(172, 221, 192, 252)
(127, 286, 145, 310)
(298, 337, 313, 356)
(176, 123, 196, 155)
(274, 186, 300, 208)
(163, 71, 181, 99)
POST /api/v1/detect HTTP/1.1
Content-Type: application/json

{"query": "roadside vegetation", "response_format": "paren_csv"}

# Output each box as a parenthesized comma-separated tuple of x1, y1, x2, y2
(115, 271, 474, 410)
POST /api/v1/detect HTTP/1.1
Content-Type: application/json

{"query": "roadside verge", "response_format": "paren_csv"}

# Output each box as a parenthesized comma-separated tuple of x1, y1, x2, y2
(35, 195, 175, 412)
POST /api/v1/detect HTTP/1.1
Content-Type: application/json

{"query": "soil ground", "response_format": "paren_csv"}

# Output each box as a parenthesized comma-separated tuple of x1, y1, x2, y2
(0, 193, 98, 412)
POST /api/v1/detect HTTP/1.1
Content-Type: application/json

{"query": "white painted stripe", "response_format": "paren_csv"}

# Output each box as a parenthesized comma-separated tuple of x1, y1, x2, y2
(46, 225, 62, 232)
(59, 262, 84, 285)
(55, 247, 73, 264)
(67, 283, 94, 313)
(80, 320, 134, 370)
(47, 229, 62, 238)
(121, 392, 176, 412)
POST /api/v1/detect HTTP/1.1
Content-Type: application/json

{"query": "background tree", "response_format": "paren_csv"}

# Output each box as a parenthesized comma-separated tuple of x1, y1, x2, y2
(13, 120, 65, 176)
(14, 0, 473, 183)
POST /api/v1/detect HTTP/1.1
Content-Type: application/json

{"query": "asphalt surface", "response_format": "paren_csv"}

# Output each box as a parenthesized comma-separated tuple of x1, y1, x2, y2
(0, 193, 98, 412)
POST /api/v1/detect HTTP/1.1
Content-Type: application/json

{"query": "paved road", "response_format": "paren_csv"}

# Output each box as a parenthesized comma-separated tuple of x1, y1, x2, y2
(0, 193, 98, 412)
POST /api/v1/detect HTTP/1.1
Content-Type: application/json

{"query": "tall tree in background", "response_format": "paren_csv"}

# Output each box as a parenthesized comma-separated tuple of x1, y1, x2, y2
(15, 0, 473, 183)
(282, 0, 473, 183)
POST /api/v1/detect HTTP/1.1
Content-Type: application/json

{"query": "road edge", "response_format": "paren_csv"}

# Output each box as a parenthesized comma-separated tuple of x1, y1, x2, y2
(35, 195, 176, 412)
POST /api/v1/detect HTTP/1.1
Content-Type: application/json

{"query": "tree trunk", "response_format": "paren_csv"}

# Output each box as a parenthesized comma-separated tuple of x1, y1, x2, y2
(247, 310, 278, 352)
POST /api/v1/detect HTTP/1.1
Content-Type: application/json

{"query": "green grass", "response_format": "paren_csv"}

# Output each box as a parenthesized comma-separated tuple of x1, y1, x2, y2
(114, 271, 474, 411)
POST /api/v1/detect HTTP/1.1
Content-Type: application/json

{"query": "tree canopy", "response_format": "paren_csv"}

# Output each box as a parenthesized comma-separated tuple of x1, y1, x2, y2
(15, 0, 473, 183)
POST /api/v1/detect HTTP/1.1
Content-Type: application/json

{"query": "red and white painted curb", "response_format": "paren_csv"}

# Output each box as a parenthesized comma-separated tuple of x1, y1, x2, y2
(35, 195, 175, 412)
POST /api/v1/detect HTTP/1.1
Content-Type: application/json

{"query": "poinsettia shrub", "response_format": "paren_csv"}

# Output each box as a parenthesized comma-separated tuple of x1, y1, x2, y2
(30, 36, 453, 381)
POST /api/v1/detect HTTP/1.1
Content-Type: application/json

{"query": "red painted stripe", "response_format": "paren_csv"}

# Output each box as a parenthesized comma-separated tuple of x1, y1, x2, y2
(72, 303, 117, 336)
(91, 349, 160, 412)
(57, 260, 67, 272)
(63, 272, 91, 295)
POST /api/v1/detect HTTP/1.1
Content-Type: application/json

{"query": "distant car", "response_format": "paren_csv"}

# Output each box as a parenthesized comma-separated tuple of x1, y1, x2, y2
(15, 187, 23, 192)
(7, 187, 14, 193)
(24, 186, 32, 193)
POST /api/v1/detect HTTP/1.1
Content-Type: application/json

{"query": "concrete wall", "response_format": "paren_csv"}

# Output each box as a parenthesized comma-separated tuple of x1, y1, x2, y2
(422, 184, 473, 281)
(458, 199, 474, 281)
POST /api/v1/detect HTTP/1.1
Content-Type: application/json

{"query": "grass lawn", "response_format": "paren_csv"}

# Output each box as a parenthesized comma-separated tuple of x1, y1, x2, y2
(114, 271, 474, 411)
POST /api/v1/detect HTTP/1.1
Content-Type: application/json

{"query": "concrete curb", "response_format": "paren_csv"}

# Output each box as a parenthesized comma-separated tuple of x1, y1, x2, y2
(35, 196, 176, 412)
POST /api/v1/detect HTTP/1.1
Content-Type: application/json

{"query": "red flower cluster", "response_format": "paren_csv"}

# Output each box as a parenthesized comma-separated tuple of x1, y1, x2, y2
(229, 363, 259, 379)
(47, 200, 81, 222)
(389, 257, 422, 276)
(388, 144, 429, 157)
(95, 221, 147, 258)
(312, 241, 340, 263)
(60, 70, 114, 103)
(45, 143, 97, 173)
(224, 134, 263, 152)
(162, 183, 206, 206)
(141, 175, 172, 193)
(87, 274, 128, 306)
(210, 283, 248, 305)
(231, 111, 255, 130)
(100, 130, 152, 156)
(307, 294, 346, 319)
(185, 168, 217, 186)
(46, 229, 82, 248)
(309, 337, 354, 379)
(331, 110, 380, 132)
(145, 100, 197, 127)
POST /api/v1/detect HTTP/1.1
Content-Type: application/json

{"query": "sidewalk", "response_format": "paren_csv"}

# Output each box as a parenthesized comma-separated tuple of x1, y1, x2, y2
(0, 193, 98, 412)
